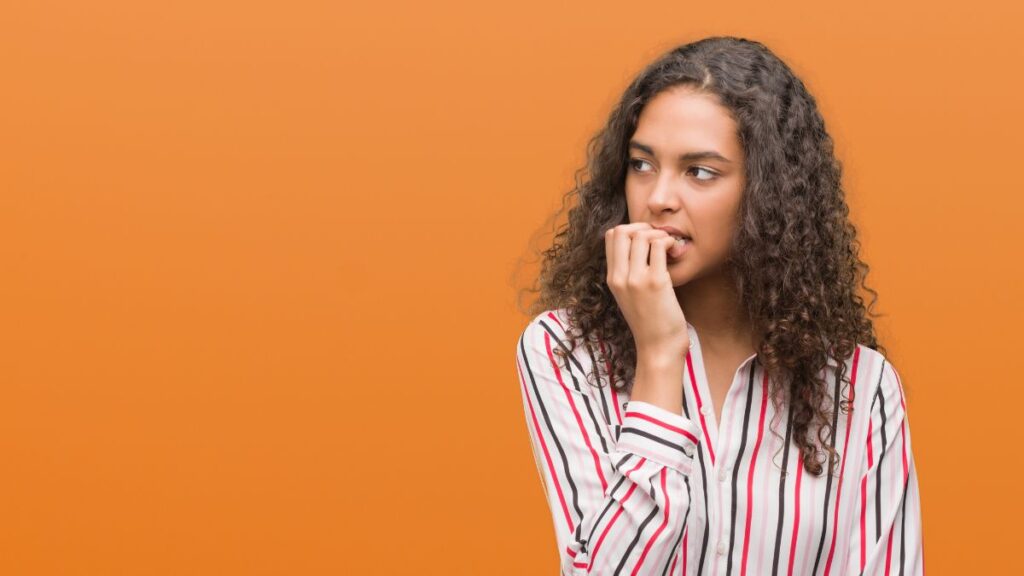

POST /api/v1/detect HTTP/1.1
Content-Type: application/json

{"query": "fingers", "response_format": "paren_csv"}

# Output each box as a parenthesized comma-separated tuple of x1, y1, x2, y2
(629, 230, 668, 280)
(604, 223, 671, 291)
(648, 236, 675, 275)
(605, 223, 651, 287)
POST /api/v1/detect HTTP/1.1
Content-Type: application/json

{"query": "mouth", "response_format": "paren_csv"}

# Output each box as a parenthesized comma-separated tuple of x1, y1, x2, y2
(668, 235, 690, 260)
(653, 225, 692, 246)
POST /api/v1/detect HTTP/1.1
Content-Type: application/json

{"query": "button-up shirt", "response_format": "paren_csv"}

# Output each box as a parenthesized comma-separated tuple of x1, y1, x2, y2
(514, 309, 924, 575)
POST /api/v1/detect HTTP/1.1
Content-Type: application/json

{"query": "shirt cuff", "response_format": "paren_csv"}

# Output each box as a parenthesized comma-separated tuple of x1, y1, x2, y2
(616, 400, 701, 474)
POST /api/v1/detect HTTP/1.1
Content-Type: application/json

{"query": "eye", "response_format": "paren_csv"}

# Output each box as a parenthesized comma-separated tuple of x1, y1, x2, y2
(688, 166, 719, 182)
(628, 158, 653, 173)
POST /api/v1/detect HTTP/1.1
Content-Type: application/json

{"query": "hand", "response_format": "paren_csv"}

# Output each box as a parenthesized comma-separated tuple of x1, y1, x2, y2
(604, 223, 691, 361)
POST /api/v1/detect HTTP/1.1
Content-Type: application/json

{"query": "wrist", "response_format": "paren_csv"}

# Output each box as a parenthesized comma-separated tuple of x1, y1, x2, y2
(636, 340, 689, 368)
(631, 355, 685, 413)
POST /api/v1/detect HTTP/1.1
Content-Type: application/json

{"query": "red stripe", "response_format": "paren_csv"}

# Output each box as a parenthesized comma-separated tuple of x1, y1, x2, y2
(588, 457, 647, 569)
(884, 526, 895, 575)
(740, 369, 769, 576)
(631, 468, 671, 575)
(787, 452, 804, 576)
(899, 395, 909, 575)
(547, 311, 566, 331)
(895, 368, 909, 482)
(624, 410, 699, 444)
(823, 347, 861, 576)
(685, 349, 716, 464)
(669, 530, 686, 575)
(909, 350, 925, 573)
(860, 414, 875, 572)
(518, 355, 573, 531)
(883, 363, 907, 576)
(599, 339, 624, 426)
(545, 332, 608, 491)
(891, 365, 909, 481)
(901, 419, 908, 480)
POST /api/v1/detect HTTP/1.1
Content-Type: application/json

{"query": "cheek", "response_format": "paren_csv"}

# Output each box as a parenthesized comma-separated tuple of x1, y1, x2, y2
(624, 189, 645, 222)
(694, 210, 738, 258)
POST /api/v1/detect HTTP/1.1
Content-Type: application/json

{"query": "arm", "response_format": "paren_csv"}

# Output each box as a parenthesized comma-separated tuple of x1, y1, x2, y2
(846, 360, 924, 576)
(515, 313, 699, 575)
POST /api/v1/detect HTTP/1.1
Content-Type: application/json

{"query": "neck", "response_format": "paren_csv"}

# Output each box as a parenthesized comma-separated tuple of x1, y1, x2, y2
(674, 267, 762, 354)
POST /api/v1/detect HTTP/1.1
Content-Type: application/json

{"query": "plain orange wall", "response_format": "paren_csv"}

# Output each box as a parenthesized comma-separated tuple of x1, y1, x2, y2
(2, 1, 1022, 574)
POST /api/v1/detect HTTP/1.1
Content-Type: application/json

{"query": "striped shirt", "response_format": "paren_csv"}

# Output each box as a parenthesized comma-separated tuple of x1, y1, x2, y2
(515, 308, 924, 576)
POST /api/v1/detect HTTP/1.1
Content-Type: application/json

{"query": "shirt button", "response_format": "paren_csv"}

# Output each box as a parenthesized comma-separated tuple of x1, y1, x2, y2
(718, 469, 727, 482)
(717, 542, 727, 556)
(700, 405, 711, 415)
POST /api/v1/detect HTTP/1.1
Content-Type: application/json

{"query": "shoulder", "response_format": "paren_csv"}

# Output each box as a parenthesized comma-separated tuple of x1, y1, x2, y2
(516, 308, 572, 352)
(849, 344, 908, 420)
(515, 308, 591, 365)
(531, 308, 573, 333)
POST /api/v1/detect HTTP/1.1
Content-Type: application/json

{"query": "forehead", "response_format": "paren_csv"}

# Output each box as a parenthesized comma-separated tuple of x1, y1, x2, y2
(632, 87, 742, 160)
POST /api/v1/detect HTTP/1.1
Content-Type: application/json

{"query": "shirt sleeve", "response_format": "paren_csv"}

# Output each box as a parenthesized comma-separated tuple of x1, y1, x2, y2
(515, 312, 700, 575)
(846, 359, 924, 576)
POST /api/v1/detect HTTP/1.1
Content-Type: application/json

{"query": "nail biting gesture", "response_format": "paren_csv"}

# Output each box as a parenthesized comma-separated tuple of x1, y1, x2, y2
(604, 223, 691, 360)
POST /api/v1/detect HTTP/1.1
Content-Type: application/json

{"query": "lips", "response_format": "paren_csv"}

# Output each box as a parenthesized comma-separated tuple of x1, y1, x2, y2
(653, 225, 691, 240)
(651, 225, 691, 260)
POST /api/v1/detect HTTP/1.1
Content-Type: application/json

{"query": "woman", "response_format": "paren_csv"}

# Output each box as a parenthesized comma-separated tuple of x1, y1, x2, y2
(514, 37, 924, 575)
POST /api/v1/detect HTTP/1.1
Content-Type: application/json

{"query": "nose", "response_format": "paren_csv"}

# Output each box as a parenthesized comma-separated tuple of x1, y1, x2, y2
(647, 171, 682, 214)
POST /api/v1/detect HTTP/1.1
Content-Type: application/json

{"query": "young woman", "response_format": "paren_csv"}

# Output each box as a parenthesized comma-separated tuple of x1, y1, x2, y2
(514, 37, 923, 576)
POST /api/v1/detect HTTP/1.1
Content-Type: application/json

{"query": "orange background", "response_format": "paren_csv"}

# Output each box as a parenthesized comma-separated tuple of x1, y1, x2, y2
(2, 1, 1021, 574)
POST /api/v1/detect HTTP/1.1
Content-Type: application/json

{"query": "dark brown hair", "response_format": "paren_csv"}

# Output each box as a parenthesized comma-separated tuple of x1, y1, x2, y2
(516, 36, 889, 476)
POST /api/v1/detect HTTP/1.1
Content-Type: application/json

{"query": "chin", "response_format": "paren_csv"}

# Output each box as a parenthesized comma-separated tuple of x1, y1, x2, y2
(668, 267, 691, 287)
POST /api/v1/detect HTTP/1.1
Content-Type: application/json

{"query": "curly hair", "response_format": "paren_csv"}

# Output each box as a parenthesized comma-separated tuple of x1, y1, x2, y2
(516, 36, 889, 477)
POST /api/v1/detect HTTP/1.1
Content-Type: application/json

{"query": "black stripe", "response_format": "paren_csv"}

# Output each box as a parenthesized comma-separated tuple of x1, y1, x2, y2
(811, 366, 843, 576)
(660, 477, 693, 576)
(586, 341, 613, 427)
(620, 427, 692, 455)
(898, 472, 909, 576)
(682, 373, 712, 576)
(613, 492, 662, 576)
(725, 359, 758, 576)
(585, 454, 634, 548)
(874, 362, 889, 543)
(539, 319, 589, 372)
(519, 334, 585, 534)
(541, 321, 611, 455)
(771, 402, 795, 576)
(562, 348, 610, 454)
(695, 443, 711, 576)
(662, 528, 686, 576)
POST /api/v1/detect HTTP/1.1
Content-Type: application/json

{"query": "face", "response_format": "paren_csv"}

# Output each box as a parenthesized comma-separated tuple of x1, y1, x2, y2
(625, 85, 746, 287)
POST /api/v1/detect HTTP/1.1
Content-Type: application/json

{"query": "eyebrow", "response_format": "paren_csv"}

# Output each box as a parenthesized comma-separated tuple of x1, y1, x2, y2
(628, 140, 733, 164)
